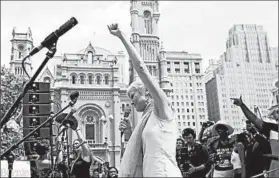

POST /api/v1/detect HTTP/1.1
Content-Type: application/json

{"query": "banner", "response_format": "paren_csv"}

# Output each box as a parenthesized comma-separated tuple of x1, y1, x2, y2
(1, 160, 31, 178)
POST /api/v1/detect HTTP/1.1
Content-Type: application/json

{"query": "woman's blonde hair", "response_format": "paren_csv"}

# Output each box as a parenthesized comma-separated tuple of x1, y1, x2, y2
(127, 80, 146, 95)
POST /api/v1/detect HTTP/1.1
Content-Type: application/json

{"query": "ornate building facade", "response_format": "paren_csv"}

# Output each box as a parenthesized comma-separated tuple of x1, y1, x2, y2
(36, 43, 130, 168)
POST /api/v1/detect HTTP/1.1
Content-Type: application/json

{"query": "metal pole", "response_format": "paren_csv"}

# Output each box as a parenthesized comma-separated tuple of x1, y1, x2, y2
(111, 64, 116, 166)
(1, 101, 72, 159)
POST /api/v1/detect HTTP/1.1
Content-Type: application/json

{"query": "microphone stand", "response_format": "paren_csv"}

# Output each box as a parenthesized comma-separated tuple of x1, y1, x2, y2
(0, 42, 57, 128)
(66, 127, 70, 178)
(0, 100, 76, 161)
(6, 152, 15, 178)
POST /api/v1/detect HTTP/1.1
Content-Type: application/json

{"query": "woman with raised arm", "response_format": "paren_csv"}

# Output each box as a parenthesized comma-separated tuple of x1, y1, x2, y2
(70, 127, 92, 178)
(108, 23, 182, 177)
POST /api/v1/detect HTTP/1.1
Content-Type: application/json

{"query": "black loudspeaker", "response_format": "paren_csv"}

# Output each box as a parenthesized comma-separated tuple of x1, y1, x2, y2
(22, 82, 51, 157)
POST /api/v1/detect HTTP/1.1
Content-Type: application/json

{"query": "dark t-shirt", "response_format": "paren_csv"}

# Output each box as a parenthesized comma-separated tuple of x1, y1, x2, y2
(207, 138, 234, 171)
(246, 121, 277, 178)
(245, 133, 271, 178)
(176, 142, 209, 178)
(71, 157, 92, 178)
(214, 141, 234, 170)
(261, 121, 278, 138)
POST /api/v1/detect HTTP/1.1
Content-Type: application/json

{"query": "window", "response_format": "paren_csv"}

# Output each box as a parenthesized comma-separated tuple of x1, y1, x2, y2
(105, 76, 109, 85)
(72, 76, 76, 84)
(167, 68, 171, 73)
(144, 11, 152, 34)
(88, 76, 93, 84)
(80, 76, 85, 84)
(43, 77, 51, 83)
(195, 63, 200, 73)
(88, 52, 93, 64)
(85, 124, 95, 140)
(96, 76, 101, 84)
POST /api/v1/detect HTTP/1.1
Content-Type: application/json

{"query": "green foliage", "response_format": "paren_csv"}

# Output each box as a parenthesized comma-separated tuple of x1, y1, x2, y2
(0, 65, 26, 120)
(1, 65, 27, 159)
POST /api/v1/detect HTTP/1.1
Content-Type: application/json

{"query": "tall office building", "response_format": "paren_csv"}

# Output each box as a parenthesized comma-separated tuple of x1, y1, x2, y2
(205, 24, 277, 133)
(166, 51, 208, 135)
(203, 59, 220, 84)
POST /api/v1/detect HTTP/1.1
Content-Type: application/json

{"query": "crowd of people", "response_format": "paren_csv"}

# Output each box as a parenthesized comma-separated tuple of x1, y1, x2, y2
(110, 23, 278, 178)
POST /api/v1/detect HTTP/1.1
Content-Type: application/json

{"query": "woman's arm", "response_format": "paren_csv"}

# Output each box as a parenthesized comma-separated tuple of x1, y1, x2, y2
(108, 24, 172, 120)
(75, 128, 92, 162)
(236, 143, 246, 178)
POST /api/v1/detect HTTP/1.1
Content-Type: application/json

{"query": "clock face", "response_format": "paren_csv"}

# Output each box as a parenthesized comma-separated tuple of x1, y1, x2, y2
(17, 44, 25, 51)
(144, 11, 151, 18)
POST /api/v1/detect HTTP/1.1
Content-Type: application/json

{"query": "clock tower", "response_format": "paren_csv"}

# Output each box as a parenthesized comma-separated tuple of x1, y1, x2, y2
(130, 0, 170, 89)
(129, 0, 171, 126)
(10, 27, 33, 78)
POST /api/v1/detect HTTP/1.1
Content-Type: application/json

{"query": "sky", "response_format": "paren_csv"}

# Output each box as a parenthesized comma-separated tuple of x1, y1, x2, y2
(1, 1, 278, 73)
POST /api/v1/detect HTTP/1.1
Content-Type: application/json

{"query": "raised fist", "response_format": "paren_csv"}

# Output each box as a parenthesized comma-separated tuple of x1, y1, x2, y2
(107, 23, 122, 38)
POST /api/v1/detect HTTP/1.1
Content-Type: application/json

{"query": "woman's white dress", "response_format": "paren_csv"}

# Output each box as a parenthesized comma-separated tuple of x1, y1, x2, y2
(142, 112, 182, 177)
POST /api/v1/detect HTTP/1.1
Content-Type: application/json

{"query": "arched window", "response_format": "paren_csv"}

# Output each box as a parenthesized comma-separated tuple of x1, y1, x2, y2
(44, 77, 51, 83)
(105, 76, 109, 85)
(72, 76, 76, 84)
(80, 75, 85, 84)
(85, 116, 95, 143)
(88, 75, 93, 84)
(96, 76, 101, 84)
(144, 11, 152, 34)
(88, 52, 93, 64)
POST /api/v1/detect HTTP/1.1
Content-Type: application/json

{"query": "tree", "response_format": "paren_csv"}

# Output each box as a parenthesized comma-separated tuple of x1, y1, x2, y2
(1, 65, 27, 159)
(1, 65, 26, 123)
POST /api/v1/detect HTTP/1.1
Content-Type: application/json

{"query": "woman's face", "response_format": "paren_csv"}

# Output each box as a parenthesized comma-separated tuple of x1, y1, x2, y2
(109, 168, 118, 178)
(127, 87, 147, 112)
(176, 140, 184, 149)
(73, 140, 82, 152)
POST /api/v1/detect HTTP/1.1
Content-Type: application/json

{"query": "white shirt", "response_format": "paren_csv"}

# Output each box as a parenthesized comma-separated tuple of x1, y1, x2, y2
(142, 112, 182, 177)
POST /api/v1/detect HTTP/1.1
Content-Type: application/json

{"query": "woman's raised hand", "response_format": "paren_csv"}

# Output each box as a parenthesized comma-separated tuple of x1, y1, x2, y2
(107, 23, 122, 38)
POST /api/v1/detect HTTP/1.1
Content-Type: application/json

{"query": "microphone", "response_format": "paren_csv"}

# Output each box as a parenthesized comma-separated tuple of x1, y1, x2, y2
(70, 91, 79, 102)
(29, 17, 78, 56)
(121, 106, 132, 138)
(63, 109, 76, 127)
(56, 108, 78, 132)
(74, 141, 86, 149)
